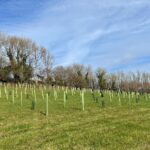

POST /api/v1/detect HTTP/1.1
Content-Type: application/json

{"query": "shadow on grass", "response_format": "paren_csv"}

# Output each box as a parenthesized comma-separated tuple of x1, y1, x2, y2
(40, 111, 46, 116)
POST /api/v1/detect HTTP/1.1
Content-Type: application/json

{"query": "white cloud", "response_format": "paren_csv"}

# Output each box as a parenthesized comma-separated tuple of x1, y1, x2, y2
(2, 0, 150, 72)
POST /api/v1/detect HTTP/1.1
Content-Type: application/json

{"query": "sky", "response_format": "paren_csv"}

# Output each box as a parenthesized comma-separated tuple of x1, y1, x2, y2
(0, 0, 150, 72)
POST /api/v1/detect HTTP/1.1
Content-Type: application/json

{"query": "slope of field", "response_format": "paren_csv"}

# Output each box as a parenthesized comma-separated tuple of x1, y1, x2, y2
(0, 85, 150, 150)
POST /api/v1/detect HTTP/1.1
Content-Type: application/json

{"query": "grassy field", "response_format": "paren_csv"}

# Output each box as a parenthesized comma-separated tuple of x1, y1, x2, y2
(0, 85, 150, 150)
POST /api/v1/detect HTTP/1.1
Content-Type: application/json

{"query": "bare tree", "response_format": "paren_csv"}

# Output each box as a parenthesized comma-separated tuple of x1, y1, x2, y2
(96, 68, 107, 90)
(41, 47, 53, 81)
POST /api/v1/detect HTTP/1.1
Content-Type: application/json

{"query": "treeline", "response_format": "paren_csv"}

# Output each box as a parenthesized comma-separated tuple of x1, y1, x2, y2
(0, 33, 150, 92)
(52, 65, 150, 93)
(0, 33, 53, 82)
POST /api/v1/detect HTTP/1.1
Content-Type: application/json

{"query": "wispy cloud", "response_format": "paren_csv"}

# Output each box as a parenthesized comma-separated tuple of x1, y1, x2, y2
(0, 0, 150, 72)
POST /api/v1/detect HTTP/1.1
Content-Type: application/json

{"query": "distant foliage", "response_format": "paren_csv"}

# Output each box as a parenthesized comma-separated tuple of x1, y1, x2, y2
(0, 33, 150, 93)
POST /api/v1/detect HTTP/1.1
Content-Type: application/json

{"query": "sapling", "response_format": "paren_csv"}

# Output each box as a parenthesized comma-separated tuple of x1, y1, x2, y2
(26, 94, 29, 99)
(109, 92, 112, 103)
(15, 86, 18, 98)
(9, 90, 12, 96)
(101, 92, 105, 108)
(66, 88, 68, 94)
(81, 91, 85, 111)
(0, 88, 1, 98)
(73, 88, 76, 95)
(31, 100, 36, 110)
(80, 90, 82, 97)
(136, 97, 139, 103)
(128, 93, 131, 105)
(5, 87, 8, 100)
(32, 88, 34, 96)
(111, 92, 113, 98)
(125, 92, 128, 97)
(92, 91, 96, 101)
(101, 99, 105, 108)
(19, 83, 21, 88)
(42, 90, 44, 100)
(54, 90, 57, 100)
(132, 92, 134, 98)
(118, 93, 121, 105)
(4, 86, 6, 97)
(12, 90, 15, 104)
(34, 89, 36, 102)
(136, 93, 140, 102)
(25, 86, 27, 96)
(71, 88, 73, 96)
(21, 91, 23, 106)
(99, 92, 101, 97)
(48, 91, 50, 96)
(46, 94, 49, 116)
(145, 94, 148, 101)
(64, 91, 66, 108)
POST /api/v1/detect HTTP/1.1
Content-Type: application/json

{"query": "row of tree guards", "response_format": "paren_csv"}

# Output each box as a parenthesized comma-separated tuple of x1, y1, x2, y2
(0, 85, 86, 115)
(0, 84, 150, 116)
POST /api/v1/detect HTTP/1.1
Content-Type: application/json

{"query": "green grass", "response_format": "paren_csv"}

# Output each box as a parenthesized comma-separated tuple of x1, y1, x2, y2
(0, 85, 150, 150)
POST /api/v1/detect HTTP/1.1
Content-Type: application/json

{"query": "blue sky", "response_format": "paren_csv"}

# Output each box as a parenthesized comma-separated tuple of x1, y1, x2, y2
(0, 0, 150, 72)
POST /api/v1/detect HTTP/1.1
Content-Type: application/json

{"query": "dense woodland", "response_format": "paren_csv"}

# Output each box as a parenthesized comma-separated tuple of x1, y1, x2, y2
(0, 33, 150, 92)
